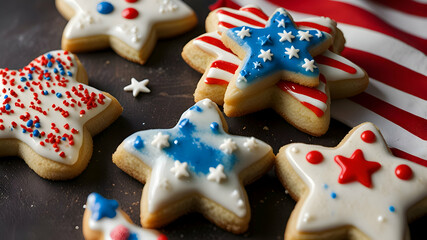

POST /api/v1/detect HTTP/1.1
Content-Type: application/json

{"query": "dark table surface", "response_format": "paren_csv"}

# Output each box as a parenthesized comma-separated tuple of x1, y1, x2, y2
(0, 0, 425, 239)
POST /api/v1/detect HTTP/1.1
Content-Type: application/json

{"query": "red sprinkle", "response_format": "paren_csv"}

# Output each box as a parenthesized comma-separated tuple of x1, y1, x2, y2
(395, 164, 413, 180)
(122, 8, 139, 19)
(361, 130, 376, 143)
(306, 151, 323, 164)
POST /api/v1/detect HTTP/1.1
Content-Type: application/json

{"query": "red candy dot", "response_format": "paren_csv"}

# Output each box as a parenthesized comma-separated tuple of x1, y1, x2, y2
(122, 8, 139, 19)
(361, 130, 376, 143)
(395, 164, 413, 180)
(306, 151, 323, 164)
(125, 0, 138, 2)
(110, 225, 129, 240)
(157, 234, 168, 240)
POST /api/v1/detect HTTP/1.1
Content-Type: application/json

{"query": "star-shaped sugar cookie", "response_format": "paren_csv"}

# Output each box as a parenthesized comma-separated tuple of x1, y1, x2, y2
(113, 98, 275, 233)
(56, 0, 197, 64)
(83, 193, 166, 240)
(182, 6, 368, 136)
(0, 50, 122, 180)
(276, 122, 427, 240)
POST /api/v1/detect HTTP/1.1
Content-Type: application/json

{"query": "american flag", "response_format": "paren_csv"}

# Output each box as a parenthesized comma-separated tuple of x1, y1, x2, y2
(210, 0, 427, 166)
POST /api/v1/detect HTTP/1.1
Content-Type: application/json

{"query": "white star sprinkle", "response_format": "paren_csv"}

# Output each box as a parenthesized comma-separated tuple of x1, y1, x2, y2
(278, 30, 295, 43)
(170, 160, 189, 179)
(284, 46, 300, 59)
(124, 78, 151, 97)
(253, 61, 262, 69)
(258, 49, 273, 62)
(302, 58, 317, 72)
(151, 132, 170, 149)
(231, 190, 245, 209)
(276, 19, 285, 28)
(297, 30, 313, 41)
(207, 164, 227, 183)
(315, 30, 322, 38)
(236, 27, 251, 39)
(243, 137, 258, 151)
(159, 179, 172, 190)
(219, 138, 238, 154)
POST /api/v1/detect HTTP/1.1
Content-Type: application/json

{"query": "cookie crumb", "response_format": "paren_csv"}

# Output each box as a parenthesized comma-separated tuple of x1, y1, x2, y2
(263, 126, 269, 131)
(105, 60, 110, 65)
(75, 226, 79, 230)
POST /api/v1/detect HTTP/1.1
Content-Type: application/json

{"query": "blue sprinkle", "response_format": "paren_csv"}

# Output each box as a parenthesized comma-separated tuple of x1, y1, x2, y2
(4, 95, 8, 99)
(330, 192, 337, 199)
(128, 233, 138, 240)
(389, 206, 395, 212)
(43, 90, 48, 95)
(97, 2, 114, 14)
(20, 77, 27, 82)
(56, 60, 61, 64)
(179, 118, 190, 129)
(62, 137, 67, 141)
(28, 74, 33, 80)
(46, 53, 53, 59)
(58, 64, 64, 70)
(56, 93, 62, 98)
(210, 122, 219, 134)
(134, 136, 144, 149)
(60, 71, 65, 76)
(53, 68, 58, 74)
(190, 105, 202, 112)
(47, 61, 53, 68)
(46, 77, 51, 81)
(24, 86, 28, 90)
(323, 184, 329, 189)
(88, 193, 119, 221)
(35, 123, 41, 128)
(30, 67, 35, 71)
(67, 71, 72, 77)
(5, 104, 10, 111)
(26, 120, 33, 127)
(44, 69, 48, 73)
(22, 129, 27, 133)
(33, 130, 40, 137)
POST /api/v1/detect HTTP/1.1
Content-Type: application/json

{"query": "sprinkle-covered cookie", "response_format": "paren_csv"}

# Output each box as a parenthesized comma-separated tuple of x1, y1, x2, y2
(0, 50, 122, 180)
(56, 0, 197, 64)
(275, 122, 427, 240)
(83, 193, 167, 240)
(112, 99, 275, 233)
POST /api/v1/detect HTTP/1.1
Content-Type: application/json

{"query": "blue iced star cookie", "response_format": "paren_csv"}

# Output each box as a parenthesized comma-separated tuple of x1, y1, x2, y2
(223, 8, 332, 89)
(113, 99, 275, 233)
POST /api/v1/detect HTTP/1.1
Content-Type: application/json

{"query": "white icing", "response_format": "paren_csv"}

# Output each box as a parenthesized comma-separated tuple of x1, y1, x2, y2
(284, 122, 427, 240)
(122, 99, 272, 217)
(123, 78, 150, 97)
(62, 0, 194, 50)
(87, 195, 162, 240)
(0, 50, 112, 165)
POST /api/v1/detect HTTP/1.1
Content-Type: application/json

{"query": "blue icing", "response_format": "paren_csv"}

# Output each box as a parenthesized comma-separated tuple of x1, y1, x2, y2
(134, 136, 144, 149)
(226, 9, 330, 89)
(97, 2, 114, 15)
(190, 105, 203, 112)
(88, 192, 119, 221)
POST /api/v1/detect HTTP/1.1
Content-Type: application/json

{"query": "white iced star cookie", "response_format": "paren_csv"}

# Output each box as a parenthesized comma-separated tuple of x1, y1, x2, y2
(124, 78, 150, 97)
(276, 122, 427, 240)
(56, 0, 197, 64)
(0, 50, 122, 180)
(112, 98, 275, 233)
(82, 193, 167, 240)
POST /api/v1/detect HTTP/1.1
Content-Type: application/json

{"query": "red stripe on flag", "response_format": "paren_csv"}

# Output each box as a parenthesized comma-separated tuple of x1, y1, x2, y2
(216, 9, 266, 27)
(240, 7, 269, 21)
(195, 36, 234, 54)
(368, 0, 427, 17)
(391, 148, 427, 167)
(314, 55, 357, 74)
(342, 47, 427, 100)
(205, 78, 229, 85)
(218, 22, 238, 29)
(350, 92, 427, 141)
(209, 0, 240, 11)
(296, 21, 333, 34)
(210, 60, 239, 73)
(266, 0, 427, 54)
